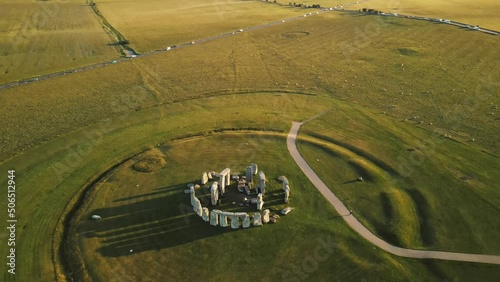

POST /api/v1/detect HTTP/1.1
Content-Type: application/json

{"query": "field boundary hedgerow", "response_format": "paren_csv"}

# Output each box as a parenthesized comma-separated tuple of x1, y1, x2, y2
(1, 1, 498, 91)
(88, 2, 138, 57)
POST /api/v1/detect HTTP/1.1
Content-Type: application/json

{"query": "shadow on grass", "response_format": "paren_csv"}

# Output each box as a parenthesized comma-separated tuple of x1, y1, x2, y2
(77, 182, 235, 257)
(78, 182, 286, 257)
(114, 183, 190, 202)
(375, 192, 403, 246)
(343, 179, 359, 184)
(407, 189, 436, 246)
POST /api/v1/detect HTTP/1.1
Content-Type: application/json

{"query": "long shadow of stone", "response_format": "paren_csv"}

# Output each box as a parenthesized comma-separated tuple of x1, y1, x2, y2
(78, 182, 289, 257)
(77, 185, 233, 257)
(113, 182, 192, 202)
(343, 179, 359, 184)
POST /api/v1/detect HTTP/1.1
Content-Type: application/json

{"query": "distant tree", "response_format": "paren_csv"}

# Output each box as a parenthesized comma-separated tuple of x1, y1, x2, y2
(362, 8, 367, 12)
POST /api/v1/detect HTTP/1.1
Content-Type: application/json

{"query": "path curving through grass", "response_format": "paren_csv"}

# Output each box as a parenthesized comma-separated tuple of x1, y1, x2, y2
(287, 118, 500, 265)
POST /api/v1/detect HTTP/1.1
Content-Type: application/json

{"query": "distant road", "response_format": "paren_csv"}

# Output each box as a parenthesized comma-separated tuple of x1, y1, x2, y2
(1, 0, 497, 91)
(0, 5, 333, 91)
(287, 119, 500, 265)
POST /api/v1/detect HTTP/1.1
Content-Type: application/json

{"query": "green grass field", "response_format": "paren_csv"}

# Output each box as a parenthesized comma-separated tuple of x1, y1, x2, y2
(0, 0, 117, 84)
(0, 1, 499, 281)
(1, 12, 498, 161)
(297, 105, 500, 254)
(67, 132, 500, 281)
(1, 93, 499, 281)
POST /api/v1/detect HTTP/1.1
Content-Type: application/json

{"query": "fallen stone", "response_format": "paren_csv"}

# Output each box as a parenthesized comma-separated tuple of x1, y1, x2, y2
(281, 207, 292, 215)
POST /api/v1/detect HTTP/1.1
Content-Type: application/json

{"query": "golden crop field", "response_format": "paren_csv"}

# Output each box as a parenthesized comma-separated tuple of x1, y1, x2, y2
(0, 0, 117, 84)
(279, 0, 500, 29)
(1, 12, 498, 161)
(95, 0, 307, 52)
(346, 0, 500, 29)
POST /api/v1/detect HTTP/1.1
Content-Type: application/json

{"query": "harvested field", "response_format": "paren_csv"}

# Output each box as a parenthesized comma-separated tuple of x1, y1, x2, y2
(0, 0, 117, 84)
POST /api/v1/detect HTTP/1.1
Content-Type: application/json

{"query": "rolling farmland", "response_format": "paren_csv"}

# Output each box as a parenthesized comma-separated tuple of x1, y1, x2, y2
(0, 0, 117, 84)
(0, 1, 499, 281)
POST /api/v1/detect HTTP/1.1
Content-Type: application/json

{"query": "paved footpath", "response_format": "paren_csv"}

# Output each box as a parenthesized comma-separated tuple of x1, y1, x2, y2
(287, 119, 500, 265)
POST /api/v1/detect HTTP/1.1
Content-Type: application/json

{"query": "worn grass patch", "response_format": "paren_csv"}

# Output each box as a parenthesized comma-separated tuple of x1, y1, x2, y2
(397, 47, 420, 56)
(132, 149, 166, 172)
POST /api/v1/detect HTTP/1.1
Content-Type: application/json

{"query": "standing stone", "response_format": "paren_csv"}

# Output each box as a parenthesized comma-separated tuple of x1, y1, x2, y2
(207, 171, 213, 180)
(202, 207, 210, 222)
(246, 166, 253, 183)
(251, 163, 258, 175)
(194, 198, 203, 217)
(210, 209, 220, 226)
(284, 184, 290, 203)
(220, 212, 229, 227)
(242, 213, 251, 228)
(244, 185, 251, 196)
(210, 182, 219, 206)
(262, 209, 270, 223)
(219, 168, 230, 192)
(256, 193, 264, 210)
(253, 213, 262, 226)
(225, 168, 231, 186)
(230, 214, 240, 229)
(220, 177, 226, 195)
(258, 171, 266, 196)
(201, 172, 209, 185)
(190, 186, 197, 207)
